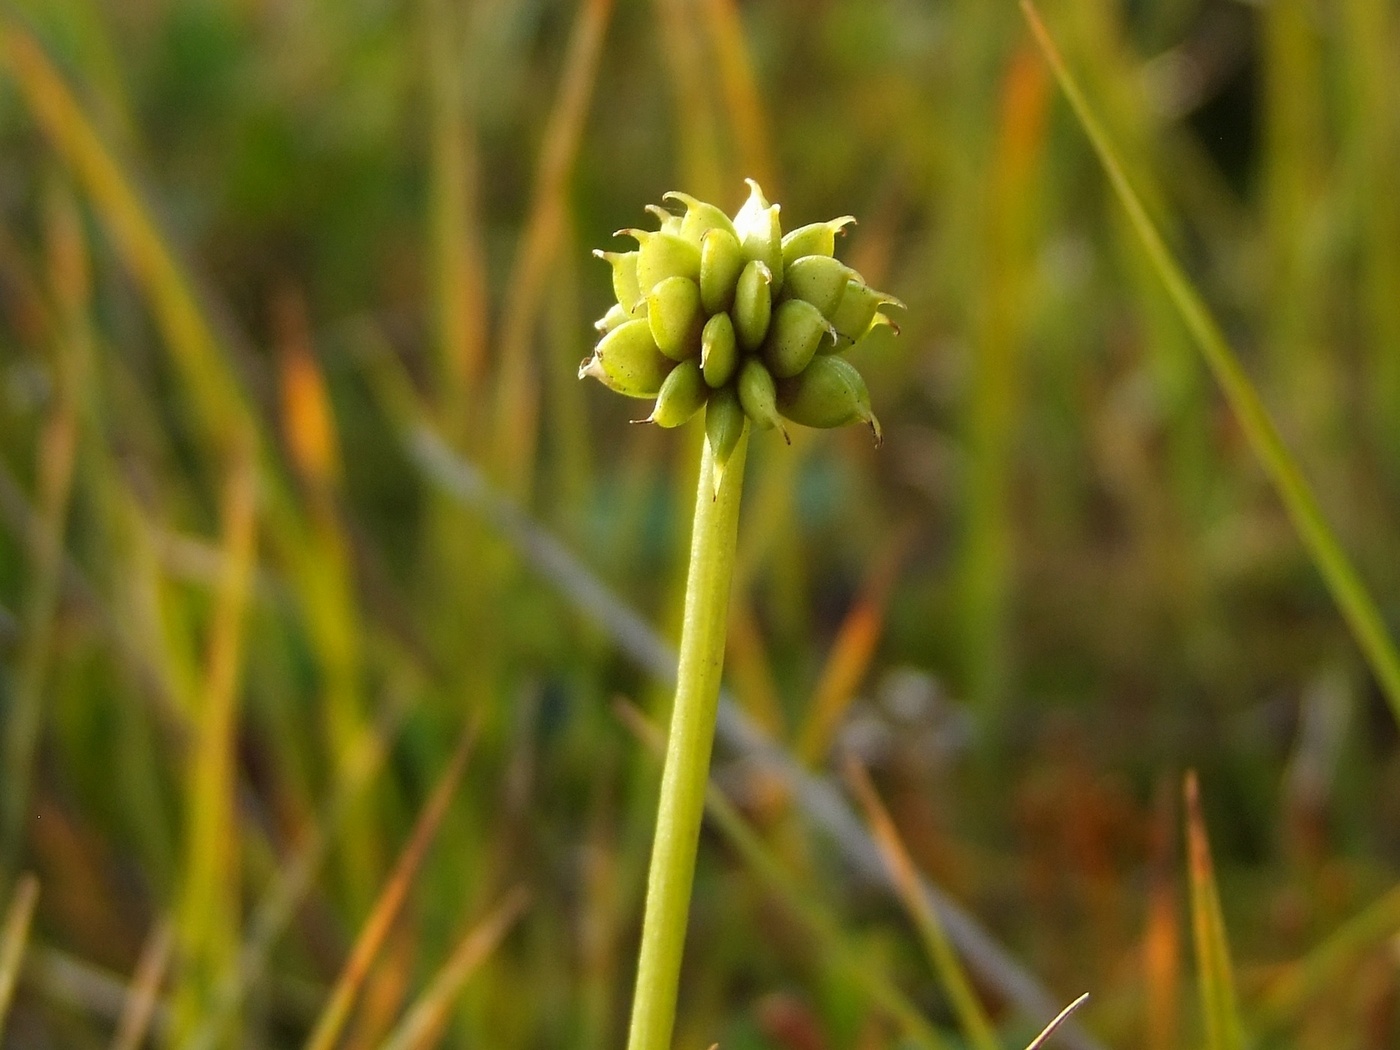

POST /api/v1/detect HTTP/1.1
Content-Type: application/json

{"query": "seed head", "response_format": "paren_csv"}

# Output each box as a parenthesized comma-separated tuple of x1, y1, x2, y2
(585, 181, 899, 454)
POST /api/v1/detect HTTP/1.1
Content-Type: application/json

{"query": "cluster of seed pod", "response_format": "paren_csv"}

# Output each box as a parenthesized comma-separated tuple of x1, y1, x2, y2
(581, 180, 900, 487)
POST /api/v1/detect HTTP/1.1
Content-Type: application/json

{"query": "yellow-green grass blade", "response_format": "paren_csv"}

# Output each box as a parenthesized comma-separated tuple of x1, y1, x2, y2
(171, 438, 258, 1043)
(490, 0, 614, 496)
(1252, 881, 1400, 1036)
(0, 16, 252, 455)
(1021, 0, 1400, 726)
(0, 874, 40, 1035)
(1183, 773, 1245, 1050)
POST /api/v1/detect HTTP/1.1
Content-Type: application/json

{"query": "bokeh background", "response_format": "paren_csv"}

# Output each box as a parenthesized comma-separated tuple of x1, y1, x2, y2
(1, 0, 1399, 1047)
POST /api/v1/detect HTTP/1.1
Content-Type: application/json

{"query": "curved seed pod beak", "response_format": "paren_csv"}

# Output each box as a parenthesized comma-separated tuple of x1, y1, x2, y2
(704, 385, 748, 497)
(733, 259, 773, 350)
(828, 279, 904, 342)
(780, 215, 856, 271)
(595, 300, 642, 333)
(737, 358, 789, 442)
(701, 312, 738, 388)
(646, 358, 707, 427)
(783, 254, 858, 318)
(594, 249, 642, 312)
(617, 228, 702, 294)
(699, 227, 745, 314)
(663, 191, 739, 246)
(581, 318, 676, 398)
(645, 203, 684, 236)
(760, 297, 837, 378)
(774, 355, 882, 444)
(646, 276, 704, 361)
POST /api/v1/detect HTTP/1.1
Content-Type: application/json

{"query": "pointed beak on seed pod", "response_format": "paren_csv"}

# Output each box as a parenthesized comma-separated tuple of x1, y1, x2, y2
(585, 182, 899, 450)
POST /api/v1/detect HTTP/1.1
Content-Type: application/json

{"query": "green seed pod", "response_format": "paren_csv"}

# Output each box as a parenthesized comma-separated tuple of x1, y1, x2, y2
(663, 191, 739, 246)
(775, 354, 882, 443)
(736, 357, 788, 441)
(780, 215, 856, 271)
(733, 259, 773, 350)
(579, 318, 676, 398)
(760, 298, 836, 378)
(593, 249, 642, 312)
(618, 228, 702, 294)
(699, 227, 745, 314)
(646, 358, 707, 427)
(701, 312, 738, 389)
(784, 255, 858, 318)
(705, 384, 747, 496)
(646, 276, 704, 361)
(733, 179, 783, 294)
(595, 301, 640, 333)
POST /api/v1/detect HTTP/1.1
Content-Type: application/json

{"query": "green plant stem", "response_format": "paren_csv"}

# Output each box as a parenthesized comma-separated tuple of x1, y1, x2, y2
(626, 427, 749, 1050)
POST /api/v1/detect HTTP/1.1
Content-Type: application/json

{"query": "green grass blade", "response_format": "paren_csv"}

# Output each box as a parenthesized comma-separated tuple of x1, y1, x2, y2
(1020, 0, 1400, 726)
(1183, 773, 1245, 1050)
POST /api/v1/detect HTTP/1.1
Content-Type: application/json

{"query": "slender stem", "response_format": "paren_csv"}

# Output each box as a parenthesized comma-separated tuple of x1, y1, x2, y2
(626, 428, 749, 1050)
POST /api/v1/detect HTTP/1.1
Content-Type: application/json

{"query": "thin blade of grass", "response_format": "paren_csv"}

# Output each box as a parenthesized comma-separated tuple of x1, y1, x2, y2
(424, 0, 489, 436)
(375, 888, 529, 1050)
(1253, 881, 1400, 1035)
(843, 758, 1000, 1050)
(491, 0, 614, 495)
(305, 716, 480, 1050)
(1020, 0, 1400, 724)
(1024, 993, 1089, 1050)
(109, 919, 174, 1050)
(0, 874, 40, 1033)
(2, 186, 87, 879)
(615, 700, 947, 1050)
(698, 0, 776, 192)
(180, 679, 418, 1050)
(796, 532, 910, 765)
(1183, 772, 1245, 1050)
(171, 433, 258, 1042)
(652, 0, 723, 198)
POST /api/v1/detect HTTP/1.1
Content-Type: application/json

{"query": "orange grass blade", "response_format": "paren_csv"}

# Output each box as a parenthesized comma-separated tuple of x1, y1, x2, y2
(375, 888, 530, 1050)
(1020, 0, 1400, 725)
(797, 531, 910, 765)
(844, 759, 1000, 1050)
(109, 919, 174, 1050)
(1183, 773, 1245, 1050)
(491, 0, 615, 494)
(0, 874, 40, 1034)
(304, 717, 480, 1050)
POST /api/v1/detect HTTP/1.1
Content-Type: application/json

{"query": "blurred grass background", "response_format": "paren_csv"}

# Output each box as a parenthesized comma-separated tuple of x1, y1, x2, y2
(1, 0, 1399, 1046)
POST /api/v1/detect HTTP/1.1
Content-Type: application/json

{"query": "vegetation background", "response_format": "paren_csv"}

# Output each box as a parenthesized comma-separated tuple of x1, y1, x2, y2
(0, 0, 1398, 1047)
